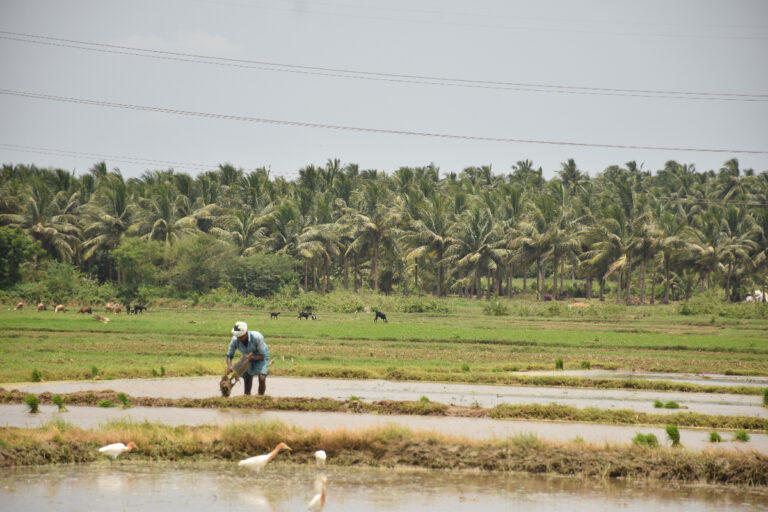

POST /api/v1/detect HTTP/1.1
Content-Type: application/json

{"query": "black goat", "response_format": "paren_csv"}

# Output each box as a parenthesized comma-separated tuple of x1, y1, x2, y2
(374, 310, 388, 323)
(298, 311, 316, 320)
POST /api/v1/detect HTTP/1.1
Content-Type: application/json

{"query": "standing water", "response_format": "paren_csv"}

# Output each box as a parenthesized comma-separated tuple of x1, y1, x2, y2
(1, 462, 766, 511)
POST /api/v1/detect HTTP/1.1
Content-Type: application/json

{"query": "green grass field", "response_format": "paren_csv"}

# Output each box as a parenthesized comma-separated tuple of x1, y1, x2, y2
(1, 298, 767, 384)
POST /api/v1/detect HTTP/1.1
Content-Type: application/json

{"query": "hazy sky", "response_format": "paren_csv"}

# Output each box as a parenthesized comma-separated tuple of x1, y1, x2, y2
(1, 0, 767, 180)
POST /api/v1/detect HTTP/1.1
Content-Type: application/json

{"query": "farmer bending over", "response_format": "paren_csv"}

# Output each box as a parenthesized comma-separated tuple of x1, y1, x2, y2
(226, 321, 270, 395)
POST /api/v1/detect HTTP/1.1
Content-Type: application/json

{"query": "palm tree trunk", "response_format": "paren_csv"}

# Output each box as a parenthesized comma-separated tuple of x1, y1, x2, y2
(650, 266, 657, 305)
(354, 255, 359, 293)
(586, 277, 593, 299)
(415, 263, 419, 296)
(616, 270, 622, 303)
(436, 247, 443, 297)
(522, 264, 527, 295)
(535, 259, 541, 300)
(303, 261, 309, 292)
(663, 256, 671, 304)
(322, 255, 329, 295)
(343, 253, 349, 290)
(599, 277, 605, 301)
(639, 259, 646, 304)
(560, 259, 565, 296)
(625, 256, 632, 306)
(313, 264, 318, 292)
(552, 256, 559, 300)
(373, 233, 380, 292)
(725, 262, 733, 302)
(403, 268, 408, 296)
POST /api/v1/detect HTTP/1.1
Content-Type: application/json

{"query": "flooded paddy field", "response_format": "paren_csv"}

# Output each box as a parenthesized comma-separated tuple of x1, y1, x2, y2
(7, 374, 767, 418)
(2, 462, 766, 511)
(2, 404, 767, 453)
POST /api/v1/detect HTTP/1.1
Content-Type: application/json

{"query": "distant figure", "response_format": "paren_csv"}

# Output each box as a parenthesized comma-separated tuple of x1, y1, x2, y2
(115, 305, 122, 314)
(132, 305, 147, 314)
(14, 302, 24, 310)
(314, 450, 327, 466)
(270, 312, 280, 319)
(54, 304, 65, 313)
(37, 302, 46, 312)
(105, 301, 116, 313)
(78, 306, 92, 314)
(374, 310, 388, 323)
(298, 311, 316, 320)
(226, 321, 270, 395)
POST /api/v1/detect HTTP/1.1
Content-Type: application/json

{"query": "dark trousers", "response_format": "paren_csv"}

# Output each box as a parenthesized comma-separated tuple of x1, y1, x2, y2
(243, 373, 266, 395)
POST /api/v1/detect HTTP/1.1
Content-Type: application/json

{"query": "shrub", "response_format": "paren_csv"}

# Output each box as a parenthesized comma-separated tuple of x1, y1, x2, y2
(632, 433, 658, 447)
(52, 394, 67, 412)
(733, 429, 750, 442)
(653, 399, 664, 408)
(580, 360, 591, 369)
(117, 392, 131, 409)
(764, 388, 768, 407)
(663, 401, 680, 409)
(483, 301, 509, 316)
(555, 358, 564, 370)
(461, 363, 470, 372)
(397, 299, 449, 314)
(665, 425, 681, 447)
(90, 366, 98, 379)
(709, 431, 722, 443)
(31, 369, 42, 382)
(25, 394, 39, 413)
(98, 400, 115, 408)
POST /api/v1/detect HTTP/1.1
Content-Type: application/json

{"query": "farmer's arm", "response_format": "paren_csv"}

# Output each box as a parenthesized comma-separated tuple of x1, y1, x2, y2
(226, 338, 237, 371)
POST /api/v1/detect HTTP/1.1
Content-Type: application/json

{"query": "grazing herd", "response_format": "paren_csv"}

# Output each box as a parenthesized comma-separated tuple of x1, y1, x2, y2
(13, 301, 390, 323)
(11, 301, 148, 315)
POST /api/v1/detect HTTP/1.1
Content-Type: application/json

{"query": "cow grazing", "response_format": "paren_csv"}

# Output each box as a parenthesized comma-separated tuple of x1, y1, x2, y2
(298, 311, 316, 320)
(374, 310, 388, 323)
(37, 302, 46, 312)
(105, 302, 116, 313)
(270, 312, 280, 319)
(54, 304, 66, 313)
(115, 305, 122, 314)
(14, 302, 24, 310)
(132, 305, 147, 314)
(78, 306, 92, 314)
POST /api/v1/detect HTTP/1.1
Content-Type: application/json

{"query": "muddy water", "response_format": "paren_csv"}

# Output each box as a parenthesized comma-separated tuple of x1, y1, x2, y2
(7, 375, 767, 418)
(1, 462, 766, 511)
(3, 404, 767, 453)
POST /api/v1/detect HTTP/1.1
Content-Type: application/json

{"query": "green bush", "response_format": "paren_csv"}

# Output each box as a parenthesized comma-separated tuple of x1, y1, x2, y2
(461, 363, 470, 372)
(226, 253, 299, 298)
(98, 400, 115, 408)
(52, 394, 67, 412)
(555, 358, 564, 370)
(632, 433, 659, 447)
(709, 431, 722, 443)
(25, 394, 39, 413)
(653, 399, 664, 408)
(763, 388, 768, 407)
(580, 360, 591, 369)
(397, 299, 449, 314)
(733, 429, 750, 442)
(117, 392, 131, 409)
(665, 425, 681, 447)
(31, 369, 42, 382)
(483, 301, 509, 316)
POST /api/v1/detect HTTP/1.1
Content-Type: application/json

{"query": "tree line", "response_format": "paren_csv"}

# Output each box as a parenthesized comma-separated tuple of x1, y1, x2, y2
(1, 157, 766, 304)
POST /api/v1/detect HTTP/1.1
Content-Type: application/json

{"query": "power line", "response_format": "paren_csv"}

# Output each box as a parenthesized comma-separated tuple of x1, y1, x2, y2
(0, 142, 299, 178)
(1, 30, 766, 102)
(2, 88, 767, 155)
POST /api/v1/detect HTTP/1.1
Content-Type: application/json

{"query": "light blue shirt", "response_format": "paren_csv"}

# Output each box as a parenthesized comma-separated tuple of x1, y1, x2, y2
(227, 331, 269, 375)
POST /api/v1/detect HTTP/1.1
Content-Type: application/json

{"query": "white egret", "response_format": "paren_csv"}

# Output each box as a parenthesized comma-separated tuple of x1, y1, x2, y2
(307, 475, 327, 511)
(314, 450, 326, 466)
(238, 442, 292, 472)
(98, 441, 136, 460)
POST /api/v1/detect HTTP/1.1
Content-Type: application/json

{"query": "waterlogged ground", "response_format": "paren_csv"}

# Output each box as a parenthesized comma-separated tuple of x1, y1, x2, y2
(3, 404, 767, 453)
(7, 374, 767, 418)
(2, 462, 767, 512)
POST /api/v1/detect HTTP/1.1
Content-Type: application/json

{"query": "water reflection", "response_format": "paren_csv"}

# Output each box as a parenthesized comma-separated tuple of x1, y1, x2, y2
(1, 463, 766, 511)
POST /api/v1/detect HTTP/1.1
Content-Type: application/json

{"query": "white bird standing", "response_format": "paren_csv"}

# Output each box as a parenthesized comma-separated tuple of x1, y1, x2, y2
(238, 442, 292, 472)
(314, 450, 326, 466)
(307, 476, 327, 511)
(98, 441, 136, 460)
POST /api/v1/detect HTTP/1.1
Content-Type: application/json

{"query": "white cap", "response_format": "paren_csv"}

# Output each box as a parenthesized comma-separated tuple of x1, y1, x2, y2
(232, 321, 248, 337)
